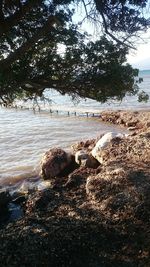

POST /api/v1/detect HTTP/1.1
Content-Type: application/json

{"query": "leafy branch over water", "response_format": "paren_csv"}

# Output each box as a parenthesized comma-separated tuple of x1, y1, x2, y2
(0, 0, 150, 105)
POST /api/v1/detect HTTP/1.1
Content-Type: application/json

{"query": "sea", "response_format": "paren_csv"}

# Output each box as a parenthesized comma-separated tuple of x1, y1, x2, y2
(0, 70, 150, 193)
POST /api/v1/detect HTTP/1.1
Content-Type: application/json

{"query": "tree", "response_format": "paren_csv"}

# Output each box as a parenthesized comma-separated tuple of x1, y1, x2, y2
(0, 0, 149, 105)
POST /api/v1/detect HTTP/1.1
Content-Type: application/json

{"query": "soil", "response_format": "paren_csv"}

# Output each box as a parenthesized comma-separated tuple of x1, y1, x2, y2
(0, 110, 150, 267)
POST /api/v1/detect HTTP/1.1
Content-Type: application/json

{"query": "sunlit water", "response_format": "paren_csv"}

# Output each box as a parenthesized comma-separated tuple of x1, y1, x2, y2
(0, 70, 150, 192)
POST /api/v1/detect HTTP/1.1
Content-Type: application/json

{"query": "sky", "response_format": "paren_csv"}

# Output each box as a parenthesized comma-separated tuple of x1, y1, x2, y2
(127, 41, 150, 70)
(73, 3, 150, 71)
(84, 25, 150, 70)
(126, 29, 150, 70)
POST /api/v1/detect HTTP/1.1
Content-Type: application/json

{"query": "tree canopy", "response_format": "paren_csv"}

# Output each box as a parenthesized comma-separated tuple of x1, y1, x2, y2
(0, 0, 150, 105)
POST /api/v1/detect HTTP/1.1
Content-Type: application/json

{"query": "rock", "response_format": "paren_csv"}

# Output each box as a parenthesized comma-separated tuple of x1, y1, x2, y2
(127, 126, 137, 131)
(26, 189, 57, 213)
(65, 170, 84, 189)
(40, 148, 72, 180)
(86, 165, 150, 220)
(86, 168, 127, 207)
(64, 167, 96, 190)
(126, 121, 138, 127)
(75, 150, 100, 168)
(91, 132, 125, 164)
(0, 190, 11, 215)
(75, 150, 89, 166)
(71, 138, 96, 153)
(87, 154, 100, 169)
(100, 111, 150, 134)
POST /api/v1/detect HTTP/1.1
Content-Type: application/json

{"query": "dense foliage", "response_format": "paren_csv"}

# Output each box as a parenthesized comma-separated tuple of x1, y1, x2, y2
(0, 0, 149, 104)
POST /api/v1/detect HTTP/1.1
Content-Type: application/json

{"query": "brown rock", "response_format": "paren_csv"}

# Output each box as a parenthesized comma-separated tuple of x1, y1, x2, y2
(64, 167, 96, 189)
(86, 163, 150, 222)
(25, 189, 57, 214)
(71, 138, 96, 153)
(40, 148, 72, 180)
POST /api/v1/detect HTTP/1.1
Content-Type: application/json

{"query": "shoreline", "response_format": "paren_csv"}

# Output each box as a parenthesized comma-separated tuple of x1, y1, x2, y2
(99, 109, 150, 131)
(0, 109, 150, 267)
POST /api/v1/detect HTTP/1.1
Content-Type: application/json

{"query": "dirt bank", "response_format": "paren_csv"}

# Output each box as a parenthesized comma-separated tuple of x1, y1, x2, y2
(0, 110, 150, 267)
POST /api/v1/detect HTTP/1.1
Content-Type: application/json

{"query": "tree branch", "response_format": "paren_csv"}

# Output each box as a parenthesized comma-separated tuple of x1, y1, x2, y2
(0, 0, 41, 37)
(0, 15, 59, 70)
(0, 0, 4, 22)
(98, 5, 136, 50)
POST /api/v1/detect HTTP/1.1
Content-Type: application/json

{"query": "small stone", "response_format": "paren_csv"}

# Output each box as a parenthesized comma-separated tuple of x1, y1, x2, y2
(127, 126, 137, 131)
(75, 150, 89, 166)
(126, 121, 138, 127)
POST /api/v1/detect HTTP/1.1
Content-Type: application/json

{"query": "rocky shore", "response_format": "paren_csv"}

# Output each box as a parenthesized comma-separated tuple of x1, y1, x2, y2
(100, 109, 150, 132)
(0, 110, 150, 267)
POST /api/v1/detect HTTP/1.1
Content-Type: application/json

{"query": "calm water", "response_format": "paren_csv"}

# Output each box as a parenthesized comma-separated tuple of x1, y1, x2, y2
(0, 70, 150, 192)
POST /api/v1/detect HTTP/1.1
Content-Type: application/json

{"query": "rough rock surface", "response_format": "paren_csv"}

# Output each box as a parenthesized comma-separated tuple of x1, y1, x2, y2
(75, 150, 99, 168)
(86, 129, 150, 217)
(71, 138, 99, 153)
(40, 148, 72, 180)
(96, 130, 150, 167)
(92, 132, 125, 163)
(75, 150, 89, 165)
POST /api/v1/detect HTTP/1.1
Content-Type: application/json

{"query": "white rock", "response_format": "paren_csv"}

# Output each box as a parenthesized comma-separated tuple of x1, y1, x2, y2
(75, 150, 89, 166)
(92, 132, 125, 163)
